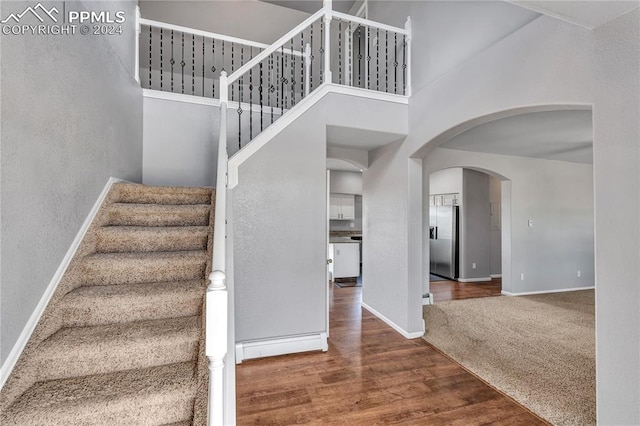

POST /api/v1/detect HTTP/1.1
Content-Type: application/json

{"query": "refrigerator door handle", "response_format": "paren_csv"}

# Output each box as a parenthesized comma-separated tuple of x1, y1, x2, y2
(435, 226, 438, 240)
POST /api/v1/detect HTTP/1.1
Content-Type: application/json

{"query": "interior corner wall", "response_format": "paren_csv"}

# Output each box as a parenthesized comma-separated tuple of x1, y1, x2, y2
(460, 169, 491, 279)
(489, 176, 502, 276)
(0, 1, 143, 364)
(592, 10, 640, 424)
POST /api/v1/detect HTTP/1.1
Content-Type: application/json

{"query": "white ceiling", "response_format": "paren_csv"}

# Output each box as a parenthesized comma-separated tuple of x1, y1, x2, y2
(509, 1, 639, 29)
(261, 0, 356, 14)
(326, 158, 363, 172)
(441, 110, 593, 164)
(327, 125, 405, 150)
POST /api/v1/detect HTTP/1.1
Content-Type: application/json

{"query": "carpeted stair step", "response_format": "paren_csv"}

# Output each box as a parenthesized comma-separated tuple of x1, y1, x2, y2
(60, 280, 205, 327)
(114, 182, 213, 205)
(32, 317, 200, 382)
(82, 250, 207, 285)
(107, 203, 211, 227)
(96, 226, 209, 253)
(2, 362, 197, 426)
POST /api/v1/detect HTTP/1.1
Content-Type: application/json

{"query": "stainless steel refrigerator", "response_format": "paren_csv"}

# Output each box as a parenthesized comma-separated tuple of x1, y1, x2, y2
(429, 205, 459, 279)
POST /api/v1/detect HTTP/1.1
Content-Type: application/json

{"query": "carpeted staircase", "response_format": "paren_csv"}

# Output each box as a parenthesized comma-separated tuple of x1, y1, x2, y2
(0, 182, 214, 425)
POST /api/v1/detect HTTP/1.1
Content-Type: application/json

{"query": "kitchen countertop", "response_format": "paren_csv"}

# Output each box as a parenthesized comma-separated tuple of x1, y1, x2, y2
(329, 237, 362, 244)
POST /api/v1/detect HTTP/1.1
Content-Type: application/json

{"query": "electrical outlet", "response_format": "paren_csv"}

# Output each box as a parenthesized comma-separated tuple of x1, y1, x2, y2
(528, 219, 534, 227)
(577, 270, 581, 278)
(350, 222, 355, 228)
(472, 262, 477, 269)
(520, 273, 525, 281)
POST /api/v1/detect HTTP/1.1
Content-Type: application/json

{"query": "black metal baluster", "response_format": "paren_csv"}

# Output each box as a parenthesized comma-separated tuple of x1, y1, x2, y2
(181, 32, 185, 94)
(202, 36, 205, 96)
(367, 27, 371, 89)
(349, 24, 352, 86)
(249, 48, 253, 140)
(358, 25, 362, 87)
(300, 32, 304, 99)
(231, 43, 234, 101)
(171, 30, 175, 92)
(310, 23, 314, 90)
(402, 34, 407, 95)
(376, 28, 379, 91)
(282, 46, 286, 111)
(160, 29, 163, 90)
(385, 30, 388, 93)
(148, 26, 152, 88)
(394, 32, 398, 94)
(221, 40, 225, 72)
(276, 51, 280, 118)
(270, 55, 274, 125)
(259, 60, 263, 132)
(338, 20, 342, 84)
(319, 20, 324, 83)
(192, 34, 195, 95)
(211, 39, 216, 98)
(238, 76, 242, 149)
(291, 38, 295, 106)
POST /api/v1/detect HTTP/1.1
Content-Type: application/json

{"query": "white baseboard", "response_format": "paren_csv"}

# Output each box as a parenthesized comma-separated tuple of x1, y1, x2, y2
(361, 302, 424, 339)
(235, 332, 328, 364)
(490, 274, 502, 279)
(458, 277, 492, 283)
(502, 286, 595, 296)
(0, 177, 124, 390)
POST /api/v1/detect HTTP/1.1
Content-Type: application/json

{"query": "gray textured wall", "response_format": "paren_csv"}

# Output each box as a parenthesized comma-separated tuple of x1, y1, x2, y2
(0, 0, 142, 364)
(460, 169, 491, 279)
(143, 97, 218, 187)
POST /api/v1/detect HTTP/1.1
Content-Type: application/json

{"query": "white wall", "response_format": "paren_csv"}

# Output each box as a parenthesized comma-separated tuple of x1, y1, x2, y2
(143, 97, 218, 187)
(429, 168, 462, 195)
(233, 90, 407, 344)
(363, 4, 638, 422)
(139, 0, 310, 45)
(329, 170, 362, 195)
(0, 1, 143, 364)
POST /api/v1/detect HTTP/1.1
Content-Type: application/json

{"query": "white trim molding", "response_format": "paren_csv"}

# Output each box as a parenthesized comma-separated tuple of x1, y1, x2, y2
(490, 274, 502, 279)
(457, 277, 492, 283)
(0, 177, 125, 390)
(235, 332, 328, 364)
(362, 302, 424, 339)
(502, 286, 595, 297)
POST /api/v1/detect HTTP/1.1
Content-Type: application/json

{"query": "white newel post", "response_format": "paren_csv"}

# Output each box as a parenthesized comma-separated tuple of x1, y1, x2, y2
(135, 6, 141, 84)
(323, 0, 332, 83)
(207, 71, 229, 426)
(304, 43, 311, 96)
(405, 16, 412, 97)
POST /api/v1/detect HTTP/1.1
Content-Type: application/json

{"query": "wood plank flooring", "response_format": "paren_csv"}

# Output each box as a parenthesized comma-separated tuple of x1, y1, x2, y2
(235, 284, 545, 425)
(430, 278, 502, 302)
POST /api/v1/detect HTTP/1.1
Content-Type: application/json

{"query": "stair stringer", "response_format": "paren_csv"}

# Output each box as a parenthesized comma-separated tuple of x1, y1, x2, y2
(229, 84, 408, 360)
(228, 83, 409, 188)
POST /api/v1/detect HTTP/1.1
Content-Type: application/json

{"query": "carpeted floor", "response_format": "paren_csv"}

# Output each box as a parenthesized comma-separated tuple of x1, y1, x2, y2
(423, 290, 595, 426)
(0, 183, 213, 425)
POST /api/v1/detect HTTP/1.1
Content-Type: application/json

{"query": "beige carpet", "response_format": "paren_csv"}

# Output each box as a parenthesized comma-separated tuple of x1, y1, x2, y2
(1, 182, 214, 425)
(423, 290, 595, 426)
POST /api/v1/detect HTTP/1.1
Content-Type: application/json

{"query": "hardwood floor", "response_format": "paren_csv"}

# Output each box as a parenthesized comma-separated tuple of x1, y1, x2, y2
(430, 278, 502, 302)
(235, 284, 546, 425)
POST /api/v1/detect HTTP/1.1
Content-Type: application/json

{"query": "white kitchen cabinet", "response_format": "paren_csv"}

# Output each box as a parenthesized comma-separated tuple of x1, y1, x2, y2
(329, 194, 355, 220)
(330, 242, 360, 278)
